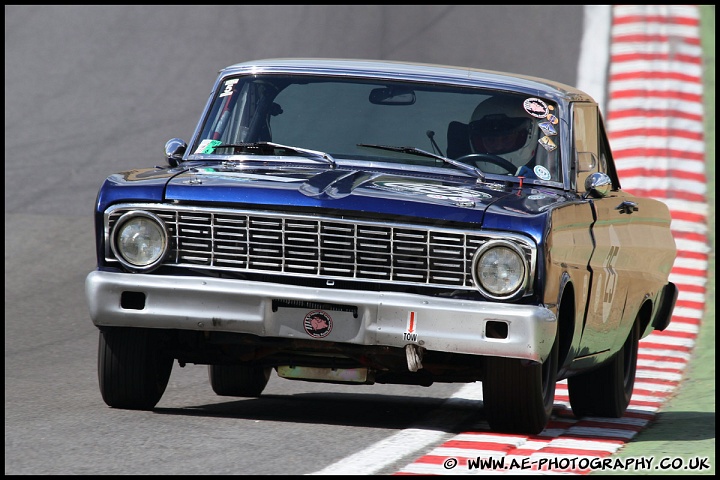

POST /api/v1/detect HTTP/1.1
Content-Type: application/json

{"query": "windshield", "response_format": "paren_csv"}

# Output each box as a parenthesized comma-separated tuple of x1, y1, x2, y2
(192, 74, 562, 182)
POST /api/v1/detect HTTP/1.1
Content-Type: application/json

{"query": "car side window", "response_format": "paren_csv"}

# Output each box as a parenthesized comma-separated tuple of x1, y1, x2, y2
(572, 103, 602, 193)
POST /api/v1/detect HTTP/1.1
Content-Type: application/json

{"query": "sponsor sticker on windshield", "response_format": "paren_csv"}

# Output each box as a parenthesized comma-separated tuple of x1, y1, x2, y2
(195, 139, 223, 154)
(523, 97, 550, 118)
(538, 136, 557, 152)
(539, 121, 557, 136)
(533, 165, 552, 180)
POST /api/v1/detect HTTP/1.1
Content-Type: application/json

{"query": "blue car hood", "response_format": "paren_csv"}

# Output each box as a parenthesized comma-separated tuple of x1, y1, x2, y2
(100, 164, 563, 231)
(163, 165, 515, 224)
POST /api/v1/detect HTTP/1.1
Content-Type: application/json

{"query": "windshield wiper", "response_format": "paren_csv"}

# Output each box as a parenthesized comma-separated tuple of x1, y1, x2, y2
(209, 141, 336, 169)
(357, 143, 485, 182)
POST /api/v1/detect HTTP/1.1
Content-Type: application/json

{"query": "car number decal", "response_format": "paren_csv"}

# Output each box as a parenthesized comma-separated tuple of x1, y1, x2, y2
(218, 78, 239, 98)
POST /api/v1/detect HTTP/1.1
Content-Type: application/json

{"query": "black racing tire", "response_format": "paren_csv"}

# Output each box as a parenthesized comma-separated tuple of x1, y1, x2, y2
(454, 153, 517, 174)
(482, 334, 559, 434)
(568, 319, 640, 418)
(98, 327, 173, 410)
(208, 364, 271, 397)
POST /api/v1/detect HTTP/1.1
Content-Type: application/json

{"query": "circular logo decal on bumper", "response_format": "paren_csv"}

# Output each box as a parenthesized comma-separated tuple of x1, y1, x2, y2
(304, 310, 333, 338)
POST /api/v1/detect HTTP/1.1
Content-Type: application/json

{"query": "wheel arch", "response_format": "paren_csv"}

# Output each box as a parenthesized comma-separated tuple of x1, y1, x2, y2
(637, 296, 655, 336)
(555, 273, 577, 371)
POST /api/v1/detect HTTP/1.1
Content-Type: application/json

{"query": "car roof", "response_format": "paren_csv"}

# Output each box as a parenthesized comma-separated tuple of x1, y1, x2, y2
(220, 58, 595, 105)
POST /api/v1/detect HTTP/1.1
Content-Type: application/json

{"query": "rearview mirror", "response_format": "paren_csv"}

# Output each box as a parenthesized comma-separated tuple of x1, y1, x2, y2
(369, 87, 416, 105)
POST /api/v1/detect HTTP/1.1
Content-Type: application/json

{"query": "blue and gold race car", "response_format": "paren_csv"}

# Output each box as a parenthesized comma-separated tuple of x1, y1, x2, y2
(86, 58, 678, 434)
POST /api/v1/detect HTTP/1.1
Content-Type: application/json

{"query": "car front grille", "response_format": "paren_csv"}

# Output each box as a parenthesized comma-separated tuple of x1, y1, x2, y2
(105, 204, 534, 290)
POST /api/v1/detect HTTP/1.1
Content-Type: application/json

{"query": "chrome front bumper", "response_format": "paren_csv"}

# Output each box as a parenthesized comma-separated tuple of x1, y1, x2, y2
(85, 271, 557, 362)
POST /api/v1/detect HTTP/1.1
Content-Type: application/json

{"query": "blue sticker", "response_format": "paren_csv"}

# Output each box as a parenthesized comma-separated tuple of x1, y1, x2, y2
(539, 121, 557, 136)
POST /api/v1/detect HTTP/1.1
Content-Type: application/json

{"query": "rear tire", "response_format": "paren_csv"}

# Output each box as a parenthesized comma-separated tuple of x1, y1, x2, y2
(98, 327, 173, 410)
(568, 319, 640, 418)
(208, 364, 271, 397)
(483, 334, 558, 434)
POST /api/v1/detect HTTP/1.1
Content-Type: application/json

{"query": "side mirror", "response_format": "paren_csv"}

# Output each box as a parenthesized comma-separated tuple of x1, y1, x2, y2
(165, 138, 187, 167)
(584, 172, 612, 198)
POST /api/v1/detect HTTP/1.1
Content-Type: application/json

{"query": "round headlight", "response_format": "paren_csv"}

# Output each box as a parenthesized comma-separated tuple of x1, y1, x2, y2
(111, 211, 168, 271)
(472, 241, 527, 299)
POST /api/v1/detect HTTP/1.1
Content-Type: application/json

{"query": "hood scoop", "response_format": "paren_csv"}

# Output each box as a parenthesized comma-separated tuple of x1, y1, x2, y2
(298, 170, 382, 199)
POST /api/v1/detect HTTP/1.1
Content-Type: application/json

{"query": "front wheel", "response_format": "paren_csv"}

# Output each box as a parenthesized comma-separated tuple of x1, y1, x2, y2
(568, 319, 640, 418)
(482, 335, 559, 434)
(98, 327, 173, 410)
(208, 364, 271, 397)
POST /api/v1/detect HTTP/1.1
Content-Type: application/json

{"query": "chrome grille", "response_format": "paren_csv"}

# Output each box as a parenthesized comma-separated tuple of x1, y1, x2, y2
(105, 204, 535, 290)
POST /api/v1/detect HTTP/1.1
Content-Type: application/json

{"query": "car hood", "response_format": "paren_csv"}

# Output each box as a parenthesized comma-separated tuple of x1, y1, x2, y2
(100, 164, 564, 229)
(163, 165, 516, 223)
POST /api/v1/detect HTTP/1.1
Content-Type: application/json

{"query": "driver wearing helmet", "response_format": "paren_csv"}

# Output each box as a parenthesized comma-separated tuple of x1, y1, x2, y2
(468, 95, 541, 176)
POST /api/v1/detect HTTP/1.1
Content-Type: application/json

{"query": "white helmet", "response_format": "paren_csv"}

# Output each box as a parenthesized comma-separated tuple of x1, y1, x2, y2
(469, 95, 540, 168)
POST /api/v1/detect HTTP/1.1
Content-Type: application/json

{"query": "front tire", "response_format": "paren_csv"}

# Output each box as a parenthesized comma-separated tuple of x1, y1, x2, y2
(482, 334, 559, 434)
(568, 319, 640, 418)
(98, 327, 173, 410)
(208, 364, 271, 397)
